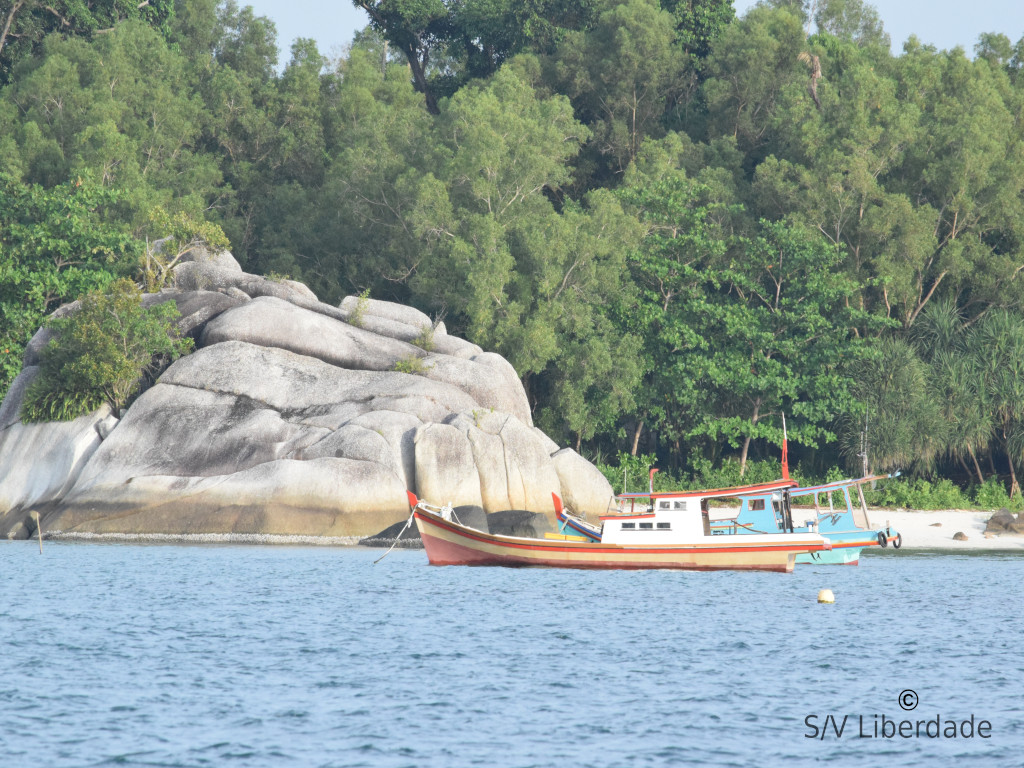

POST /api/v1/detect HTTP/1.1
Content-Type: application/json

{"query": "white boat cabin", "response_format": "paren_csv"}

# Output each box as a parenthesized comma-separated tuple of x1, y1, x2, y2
(601, 480, 797, 546)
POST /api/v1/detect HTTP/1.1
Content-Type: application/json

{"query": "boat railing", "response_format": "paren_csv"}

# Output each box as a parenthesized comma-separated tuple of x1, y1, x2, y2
(410, 497, 462, 524)
(608, 496, 653, 516)
(562, 505, 597, 524)
(709, 519, 778, 535)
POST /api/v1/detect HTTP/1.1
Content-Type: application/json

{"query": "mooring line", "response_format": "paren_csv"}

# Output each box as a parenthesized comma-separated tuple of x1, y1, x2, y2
(373, 511, 416, 564)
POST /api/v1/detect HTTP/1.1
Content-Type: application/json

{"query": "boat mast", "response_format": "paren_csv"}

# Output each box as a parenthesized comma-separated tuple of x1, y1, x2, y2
(781, 413, 790, 480)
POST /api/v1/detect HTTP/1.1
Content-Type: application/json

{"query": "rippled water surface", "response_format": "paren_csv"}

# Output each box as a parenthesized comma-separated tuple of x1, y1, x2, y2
(1, 543, 1021, 767)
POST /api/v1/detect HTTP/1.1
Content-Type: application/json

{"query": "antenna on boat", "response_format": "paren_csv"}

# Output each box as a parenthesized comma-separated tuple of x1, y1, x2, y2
(649, 467, 659, 495)
(781, 413, 790, 480)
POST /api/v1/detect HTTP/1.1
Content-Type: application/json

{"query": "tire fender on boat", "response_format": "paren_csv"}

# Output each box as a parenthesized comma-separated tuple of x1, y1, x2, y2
(892, 533, 902, 549)
(877, 531, 888, 548)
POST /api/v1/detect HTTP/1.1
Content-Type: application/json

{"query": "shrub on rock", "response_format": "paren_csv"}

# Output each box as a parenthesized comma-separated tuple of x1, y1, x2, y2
(21, 279, 193, 422)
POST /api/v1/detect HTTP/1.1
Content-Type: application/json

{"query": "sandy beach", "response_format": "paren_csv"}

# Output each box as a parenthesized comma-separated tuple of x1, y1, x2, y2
(867, 508, 1024, 550)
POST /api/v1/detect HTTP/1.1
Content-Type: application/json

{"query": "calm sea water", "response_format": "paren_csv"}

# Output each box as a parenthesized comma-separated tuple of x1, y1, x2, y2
(1, 543, 1021, 767)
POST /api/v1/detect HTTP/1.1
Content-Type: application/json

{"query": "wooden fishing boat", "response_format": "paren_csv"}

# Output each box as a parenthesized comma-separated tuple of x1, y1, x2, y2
(540, 419, 898, 567)
(407, 484, 831, 572)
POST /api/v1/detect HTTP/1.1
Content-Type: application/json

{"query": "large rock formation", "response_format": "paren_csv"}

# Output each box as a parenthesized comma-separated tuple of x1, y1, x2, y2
(0, 247, 614, 541)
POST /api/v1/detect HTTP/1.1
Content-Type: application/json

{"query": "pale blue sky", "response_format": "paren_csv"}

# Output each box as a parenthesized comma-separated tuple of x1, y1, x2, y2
(246, 0, 1024, 66)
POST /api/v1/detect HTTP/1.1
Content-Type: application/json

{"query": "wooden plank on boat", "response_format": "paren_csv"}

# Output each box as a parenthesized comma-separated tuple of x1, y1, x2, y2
(544, 532, 589, 542)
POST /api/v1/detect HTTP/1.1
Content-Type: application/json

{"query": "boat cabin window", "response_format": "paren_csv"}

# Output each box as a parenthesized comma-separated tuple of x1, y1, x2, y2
(639, 522, 653, 529)
(749, 499, 765, 511)
(673, 501, 685, 510)
(657, 522, 671, 530)
(658, 501, 671, 510)
(621, 522, 636, 529)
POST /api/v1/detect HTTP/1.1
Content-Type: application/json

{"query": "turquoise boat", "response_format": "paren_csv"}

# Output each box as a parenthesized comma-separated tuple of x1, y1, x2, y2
(710, 474, 902, 565)
(555, 496, 602, 542)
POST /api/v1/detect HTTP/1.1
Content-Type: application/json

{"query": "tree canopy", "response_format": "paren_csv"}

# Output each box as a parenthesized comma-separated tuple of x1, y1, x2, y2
(4, 0, 1024, 492)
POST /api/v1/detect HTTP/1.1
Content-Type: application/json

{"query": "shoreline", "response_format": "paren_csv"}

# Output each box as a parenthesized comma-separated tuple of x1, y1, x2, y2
(44, 531, 365, 546)
(14, 509, 1024, 551)
(869, 508, 1024, 550)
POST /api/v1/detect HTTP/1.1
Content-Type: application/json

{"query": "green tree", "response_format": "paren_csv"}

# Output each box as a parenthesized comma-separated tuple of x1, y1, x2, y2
(812, 0, 889, 48)
(660, 0, 735, 67)
(353, 0, 597, 114)
(547, 0, 688, 182)
(212, 0, 279, 79)
(969, 310, 1024, 497)
(286, 43, 434, 300)
(501, 192, 645, 447)
(409, 66, 645, 445)
(615, 156, 733, 461)
(407, 65, 590, 331)
(701, 4, 807, 161)
(697, 219, 875, 475)
(749, 31, 918, 325)
(21, 278, 193, 421)
(839, 336, 944, 474)
(620, 154, 875, 474)
(0, 174, 139, 397)
(974, 33, 1013, 67)
(741, 27, 1024, 331)
(201, 33, 328, 270)
(911, 299, 991, 484)
(142, 206, 230, 291)
(0, 0, 174, 85)
(2, 20, 221, 222)
(861, 42, 1024, 327)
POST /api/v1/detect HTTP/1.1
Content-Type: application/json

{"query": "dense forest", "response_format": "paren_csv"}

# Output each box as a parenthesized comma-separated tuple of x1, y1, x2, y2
(3, 0, 1024, 500)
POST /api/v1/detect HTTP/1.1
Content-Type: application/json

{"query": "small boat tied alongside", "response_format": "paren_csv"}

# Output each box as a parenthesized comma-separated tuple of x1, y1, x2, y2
(709, 474, 903, 565)
(553, 493, 602, 542)
(407, 481, 832, 573)
(557, 474, 904, 566)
